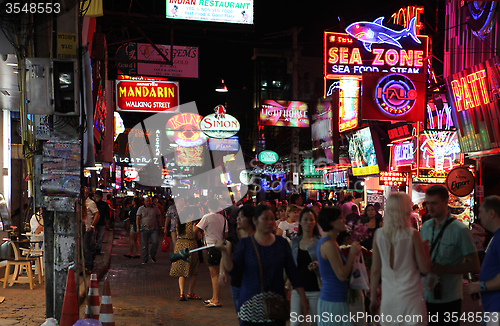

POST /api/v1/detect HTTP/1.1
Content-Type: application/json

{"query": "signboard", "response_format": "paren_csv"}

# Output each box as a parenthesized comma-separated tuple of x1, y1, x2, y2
(339, 78, 359, 132)
(260, 100, 309, 127)
(137, 43, 199, 78)
(166, 0, 254, 25)
(324, 30, 428, 79)
(58, 33, 77, 59)
(366, 189, 384, 208)
(166, 113, 208, 147)
(426, 93, 455, 130)
(258, 150, 279, 164)
(124, 167, 139, 181)
(208, 137, 239, 151)
(323, 169, 348, 188)
(445, 56, 500, 154)
(361, 72, 425, 121)
(389, 6, 424, 35)
(418, 131, 462, 178)
(116, 80, 180, 112)
(116, 42, 137, 76)
(446, 167, 475, 197)
(379, 171, 407, 187)
(200, 105, 240, 138)
(467, 1, 497, 38)
(239, 170, 254, 185)
(387, 122, 414, 141)
(175, 145, 204, 166)
(390, 139, 417, 170)
(347, 127, 380, 176)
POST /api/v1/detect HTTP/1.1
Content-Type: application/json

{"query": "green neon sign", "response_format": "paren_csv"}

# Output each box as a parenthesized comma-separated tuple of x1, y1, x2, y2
(258, 150, 279, 164)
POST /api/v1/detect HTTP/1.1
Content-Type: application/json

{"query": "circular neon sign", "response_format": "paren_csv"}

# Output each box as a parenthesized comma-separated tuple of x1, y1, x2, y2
(166, 113, 208, 148)
(375, 74, 418, 116)
(258, 150, 279, 164)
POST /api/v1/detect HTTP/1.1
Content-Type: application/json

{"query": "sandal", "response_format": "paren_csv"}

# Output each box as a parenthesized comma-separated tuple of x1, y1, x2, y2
(205, 302, 222, 308)
(179, 294, 187, 301)
(187, 293, 201, 300)
(203, 299, 212, 305)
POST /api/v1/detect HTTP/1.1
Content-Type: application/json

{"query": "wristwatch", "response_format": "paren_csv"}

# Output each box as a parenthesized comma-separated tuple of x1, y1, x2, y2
(480, 281, 487, 292)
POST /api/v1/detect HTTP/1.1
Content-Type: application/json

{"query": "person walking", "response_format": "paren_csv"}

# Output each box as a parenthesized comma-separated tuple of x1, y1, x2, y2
(420, 185, 480, 326)
(84, 188, 100, 274)
(92, 190, 109, 255)
(194, 199, 228, 307)
(136, 196, 161, 264)
(341, 195, 356, 222)
(316, 206, 360, 326)
(360, 204, 382, 250)
(290, 207, 321, 326)
(124, 197, 141, 258)
(466, 195, 500, 322)
(369, 192, 431, 325)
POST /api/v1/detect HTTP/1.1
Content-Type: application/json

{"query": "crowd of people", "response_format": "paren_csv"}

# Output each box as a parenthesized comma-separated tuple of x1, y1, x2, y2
(81, 186, 500, 326)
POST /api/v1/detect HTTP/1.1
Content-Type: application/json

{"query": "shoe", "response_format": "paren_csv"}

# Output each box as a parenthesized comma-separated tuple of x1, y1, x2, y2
(150, 256, 156, 263)
(187, 293, 202, 300)
(205, 302, 222, 308)
(179, 294, 187, 301)
(203, 299, 212, 305)
(133, 255, 140, 258)
(124, 254, 133, 258)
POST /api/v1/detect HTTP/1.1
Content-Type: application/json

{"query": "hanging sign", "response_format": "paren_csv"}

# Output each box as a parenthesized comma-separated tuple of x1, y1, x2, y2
(200, 105, 240, 139)
(260, 100, 309, 127)
(446, 167, 475, 197)
(258, 150, 279, 164)
(116, 80, 180, 112)
(166, 113, 208, 147)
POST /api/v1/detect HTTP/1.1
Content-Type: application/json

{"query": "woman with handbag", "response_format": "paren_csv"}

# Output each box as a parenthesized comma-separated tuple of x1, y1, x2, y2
(194, 199, 228, 307)
(215, 204, 309, 326)
(290, 207, 321, 326)
(369, 192, 430, 325)
(317, 206, 361, 326)
(170, 206, 202, 301)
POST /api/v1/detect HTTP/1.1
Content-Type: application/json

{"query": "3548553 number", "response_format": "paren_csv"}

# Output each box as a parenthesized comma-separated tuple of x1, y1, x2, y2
(5, 3, 61, 14)
(443, 312, 499, 323)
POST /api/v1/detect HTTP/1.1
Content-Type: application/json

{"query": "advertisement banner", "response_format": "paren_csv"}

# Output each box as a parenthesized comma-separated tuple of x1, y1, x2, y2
(260, 100, 309, 127)
(347, 127, 380, 176)
(166, 0, 254, 25)
(361, 72, 425, 121)
(116, 80, 180, 112)
(137, 43, 199, 78)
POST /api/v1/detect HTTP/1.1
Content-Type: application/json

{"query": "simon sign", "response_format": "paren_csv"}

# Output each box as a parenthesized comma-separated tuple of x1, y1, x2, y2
(258, 150, 279, 164)
(116, 80, 180, 112)
(200, 105, 240, 139)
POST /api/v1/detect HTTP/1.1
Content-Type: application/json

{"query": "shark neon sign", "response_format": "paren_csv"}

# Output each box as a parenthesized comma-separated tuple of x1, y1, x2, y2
(345, 16, 421, 52)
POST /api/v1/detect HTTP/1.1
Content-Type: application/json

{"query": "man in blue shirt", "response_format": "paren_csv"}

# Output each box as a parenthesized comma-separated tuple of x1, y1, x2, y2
(467, 195, 500, 321)
(420, 185, 480, 326)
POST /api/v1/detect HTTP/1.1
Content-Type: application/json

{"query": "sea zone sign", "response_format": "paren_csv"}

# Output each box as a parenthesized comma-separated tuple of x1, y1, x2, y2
(116, 80, 180, 113)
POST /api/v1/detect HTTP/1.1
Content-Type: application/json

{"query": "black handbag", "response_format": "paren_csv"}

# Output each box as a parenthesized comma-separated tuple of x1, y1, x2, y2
(250, 235, 290, 321)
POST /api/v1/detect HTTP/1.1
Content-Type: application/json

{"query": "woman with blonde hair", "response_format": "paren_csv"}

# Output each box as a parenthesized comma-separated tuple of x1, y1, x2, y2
(369, 192, 431, 325)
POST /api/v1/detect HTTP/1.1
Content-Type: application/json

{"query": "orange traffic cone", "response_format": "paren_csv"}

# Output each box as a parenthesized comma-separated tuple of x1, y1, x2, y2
(99, 277, 115, 326)
(59, 268, 79, 326)
(84, 274, 100, 319)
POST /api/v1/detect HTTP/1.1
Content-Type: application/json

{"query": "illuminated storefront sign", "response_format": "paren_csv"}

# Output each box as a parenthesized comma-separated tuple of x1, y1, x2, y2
(260, 100, 309, 127)
(258, 150, 279, 164)
(390, 140, 416, 170)
(166, 113, 208, 148)
(339, 78, 359, 132)
(389, 6, 424, 35)
(324, 29, 428, 79)
(426, 93, 455, 130)
(362, 72, 425, 121)
(208, 137, 239, 151)
(445, 56, 500, 154)
(323, 169, 348, 188)
(418, 131, 462, 177)
(446, 167, 475, 197)
(166, 0, 254, 25)
(175, 145, 204, 166)
(116, 80, 180, 112)
(124, 167, 139, 181)
(200, 105, 240, 139)
(387, 122, 414, 142)
(379, 171, 407, 187)
(114, 112, 125, 141)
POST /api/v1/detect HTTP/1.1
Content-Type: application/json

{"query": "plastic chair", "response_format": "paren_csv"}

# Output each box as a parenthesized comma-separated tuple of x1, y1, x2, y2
(3, 242, 36, 289)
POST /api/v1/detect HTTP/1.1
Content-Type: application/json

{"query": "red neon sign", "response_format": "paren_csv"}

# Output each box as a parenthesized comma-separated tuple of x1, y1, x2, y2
(390, 6, 424, 35)
(379, 171, 407, 187)
(450, 70, 490, 112)
(116, 80, 180, 113)
(166, 113, 208, 148)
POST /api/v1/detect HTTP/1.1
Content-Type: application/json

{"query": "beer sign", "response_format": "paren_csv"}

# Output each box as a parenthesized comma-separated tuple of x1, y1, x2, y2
(446, 167, 475, 197)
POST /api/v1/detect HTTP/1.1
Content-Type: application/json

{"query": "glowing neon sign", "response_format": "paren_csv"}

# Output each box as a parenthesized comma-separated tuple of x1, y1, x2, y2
(375, 73, 418, 115)
(418, 131, 462, 177)
(390, 139, 417, 170)
(379, 171, 407, 187)
(339, 78, 359, 132)
(260, 100, 309, 127)
(166, 113, 208, 148)
(324, 31, 428, 79)
(390, 6, 424, 35)
(449, 70, 490, 112)
(345, 17, 421, 52)
(116, 80, 180, 113)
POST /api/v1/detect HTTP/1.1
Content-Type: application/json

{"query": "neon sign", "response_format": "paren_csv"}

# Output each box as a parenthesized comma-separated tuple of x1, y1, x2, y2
(339, 78, 359, 132)
(258, 150, 279, 164)
(467, 1, 497, 39)
(387, 123, 413, 141)
(324, 31, 428, 79)
(379, 171, 407, 187)
(200, 105, 240, 139)
(390, 6, 424, 35)
(166, 113, 208, 148)
(449, 70, 490, 112)
(323, 170, 348, 188)
(390, 139, 417, 170)
(345, 17, 421, 52)
(260, 100, 309, 127)
(418, 131, 462, 177)
(375, 73, 418, 115)
(115, 80, 180, 113)
(426, 93, 455, 130)
(175, 146, 203, 166)
(124, 167, 139, 182)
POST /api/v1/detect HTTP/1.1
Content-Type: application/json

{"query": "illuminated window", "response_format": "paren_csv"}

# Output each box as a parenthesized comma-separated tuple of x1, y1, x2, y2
(261, 81, 268, 87)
